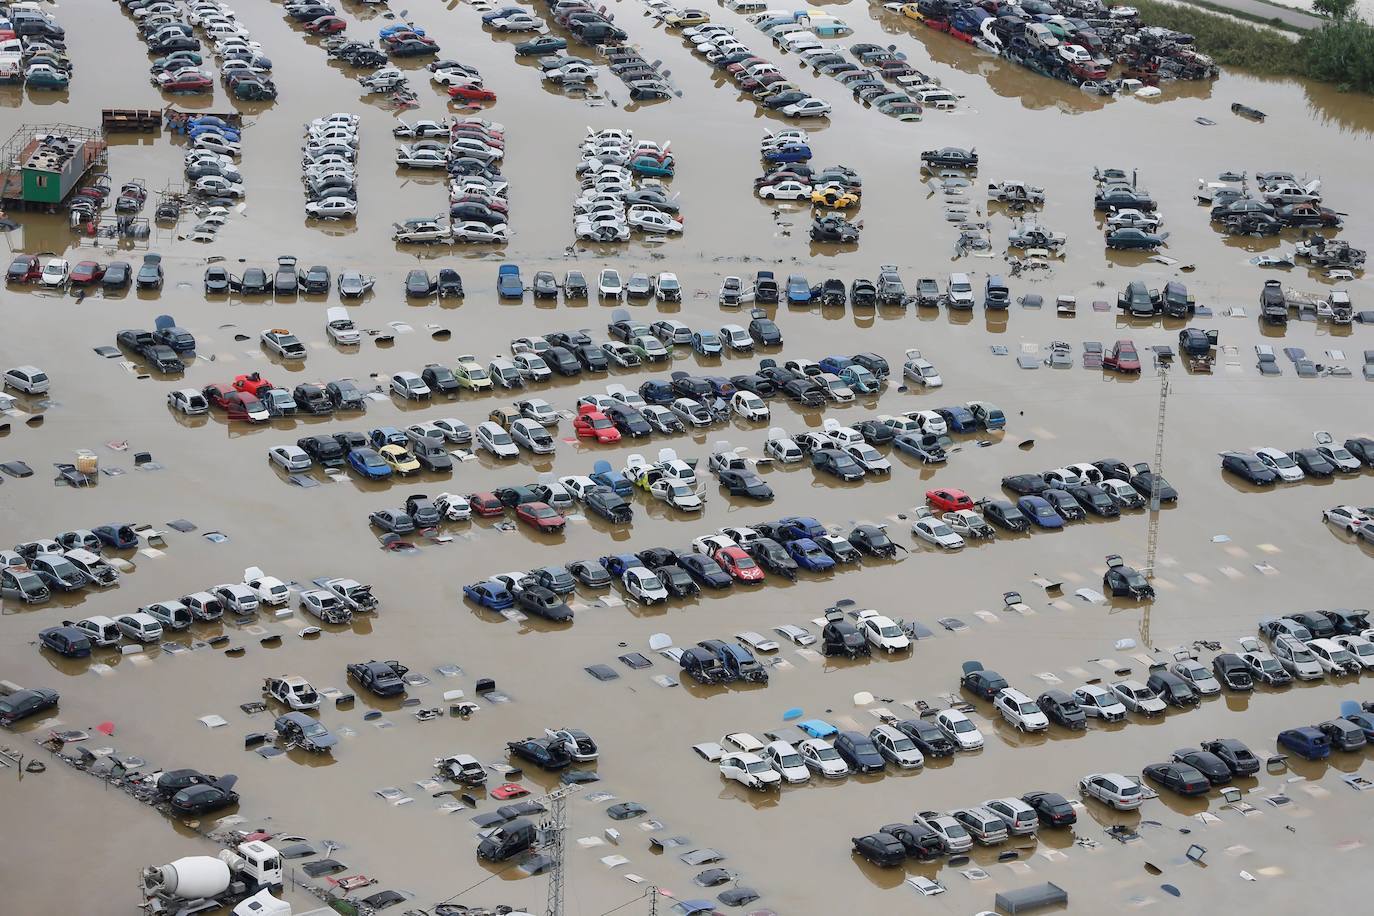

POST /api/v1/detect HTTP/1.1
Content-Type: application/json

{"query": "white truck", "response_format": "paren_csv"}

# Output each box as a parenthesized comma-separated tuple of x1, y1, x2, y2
(142, 841, 293, 916)
(1283, 287, 1353, 324)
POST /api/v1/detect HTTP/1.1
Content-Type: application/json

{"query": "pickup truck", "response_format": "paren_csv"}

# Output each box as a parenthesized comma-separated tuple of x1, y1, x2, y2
(1283, 287, 1352, 325)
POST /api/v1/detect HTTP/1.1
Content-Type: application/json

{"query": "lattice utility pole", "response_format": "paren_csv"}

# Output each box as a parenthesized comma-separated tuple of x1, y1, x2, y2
(541, 784, 580, 916)
(1141, 365, 1169, 647)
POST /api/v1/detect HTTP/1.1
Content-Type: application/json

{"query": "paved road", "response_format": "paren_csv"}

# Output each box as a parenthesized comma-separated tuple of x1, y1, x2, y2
(1180, 0, 1327, 29)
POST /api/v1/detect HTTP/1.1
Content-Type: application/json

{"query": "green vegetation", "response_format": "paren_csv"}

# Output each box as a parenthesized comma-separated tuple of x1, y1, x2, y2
(1134, 0, 1374, 92)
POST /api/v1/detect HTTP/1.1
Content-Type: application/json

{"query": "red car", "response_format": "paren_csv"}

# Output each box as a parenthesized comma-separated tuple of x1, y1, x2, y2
(68, 261, 106, 285)
(204, 385, 266, 421)
(573, 407, 621, 443)
(453, 194, 507, 213)
(926, 488, 974, 512)
(304, 16, 347, 34)
(714, 546, 765, 583)
(449, 84, 497, 102)
(1104, 340, 1141, 373)
(6, 254, 41, 283)
(233, 373, 275, 397)
(161, 73, 214, 93)
(203, 383, 237, 410)
(515, 501, 565, 533)
(469, 492, 506, 518)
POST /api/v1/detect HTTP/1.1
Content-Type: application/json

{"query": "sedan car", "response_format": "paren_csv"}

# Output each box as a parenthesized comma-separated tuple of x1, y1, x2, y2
(1143, 761, 1210, 796)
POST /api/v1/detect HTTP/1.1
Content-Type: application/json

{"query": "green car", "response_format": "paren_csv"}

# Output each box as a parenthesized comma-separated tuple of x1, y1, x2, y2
(630, 335, 671, 363)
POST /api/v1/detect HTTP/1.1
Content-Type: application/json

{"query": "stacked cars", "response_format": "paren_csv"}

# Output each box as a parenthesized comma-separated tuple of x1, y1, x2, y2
(575, 128, 683, 242)
(304, 112, 358, 220)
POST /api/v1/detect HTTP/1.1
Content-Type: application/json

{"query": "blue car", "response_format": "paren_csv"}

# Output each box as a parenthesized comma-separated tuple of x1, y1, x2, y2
(381, 23, 427, 36)
(591, 460, 634, 496)
(638, 379, 675, 405)
(817, 356, 854, 376)
(935, 406, 977, 433)
(1277, 726, 1330, 760)
(1342, 701, 1374, 741)
(497, 264, 523, 299)
(763, 144, 811, 163)
(839, 365, 878, 394)
(463, 579, 513, 610)
(691, 331, 723, 357)
(786, 274, 811, 305)
(368, 426, 407, 449)
(703, 376, 736, 397)
(787, 538, 835, 571)
(1017, 496, 1063, 529)
(599, 554, 643, 577)
(778, 516, 826, 541)
(348, 447, 392, 480)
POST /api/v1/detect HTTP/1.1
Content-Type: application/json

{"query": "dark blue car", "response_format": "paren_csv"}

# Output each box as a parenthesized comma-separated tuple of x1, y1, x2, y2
(498, 264, 523, 299)
(818, 355, 854, 375)
(368, 426, 407, 449)
(935, 406, 977, 433)
(1277, 726, 1330, 760)
(463, 579, 513, 610)
(786, 274, 811, 304)
(763, 144, 811, 163)
(787, 538, 836, 571)
(778, 516, 826, 540)
(599, 554, 643, 577)
(591, 460, 633, 496)
(638, 379, 675, 405)
(1017, 496, 1063, 529)
(347, 447, 392, 479)
(93, 524, 139, 550)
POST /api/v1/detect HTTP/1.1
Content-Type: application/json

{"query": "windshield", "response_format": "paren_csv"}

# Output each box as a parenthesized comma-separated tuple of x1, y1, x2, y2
(1270, 453, 1296, 468)
(815, 745, 839, 760)
(891, 737, 915, 751)
(303, 722, 327, 737)
(745, 760, 771, 774)
(944, 822, 969, 838)
(778, 752, 802, 767)
(1260, 659, 1282, 672)
(953, 720, 975, 733)
(1331, 649, 1355, 664)
(1291, 647, 1316, 662)
(640, 575, 662, 590)
(491, 432, 512, 445)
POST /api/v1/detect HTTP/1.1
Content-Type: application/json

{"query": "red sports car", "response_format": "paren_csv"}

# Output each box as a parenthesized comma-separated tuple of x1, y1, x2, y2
(304, 16, 347, 34)
(573, 408, 621, 443)
(233, 373, 275, 397)
(68, 261, 106, 285)
(1104, 340, 1141, 373)
(926, 488, 974, 511)
(469, 492, 506, 518)
(449, 84, 497, 102)
(515, 501, 565, 533)
(714, 546, 764, 582)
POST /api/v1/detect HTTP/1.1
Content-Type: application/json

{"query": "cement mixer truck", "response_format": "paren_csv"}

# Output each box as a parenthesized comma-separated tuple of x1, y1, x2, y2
(141, 840, 289, 916)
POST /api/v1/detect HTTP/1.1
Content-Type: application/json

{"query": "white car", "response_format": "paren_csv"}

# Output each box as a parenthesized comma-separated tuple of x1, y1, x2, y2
(306, 197, 358, 220)
(764, 428, 804, 463)
(395, 146, 449, 169)
(1171, 658, 1222, 695)
(299, 588, 349, 624)
(513, 353, 551, 383)
(774, 623, 815, 646)
(946, 273, 975, 307)
(167, 388, 209, 414)
(912, 517, 964, 550)
(757, 180, 813, 200)
(243, 566, 290, 607)
(213, 582, 260, 614)
(1073, 684, 1127, 721)
(4, 365, 50, 394)
(1323, 505, 1370, 532)
(598, 268, 623, 298)
(40, 258, 69, 287)
(435, 493, 473, 521)
(798, 737, 848, 777)
(264, 676, 321, 710)
(391, 372, 431, 400)
(1315, 441, 1362, 472)
(1110, 679, 1166, 716)
(731, 391, 769, 421)
(909, 410, 948, 436)
(856, 610, 909, 652)
(69, 615, 122, 647)
(903, 354, 943, 387)
(1307, 637, 1360, 676)
(623, 567, 667, 604)
(1334, 634, 1374, 670)
(781, 97, 831, 118)
(194, 175, 245, 198)
(762, 740, 811, 783)
(116, 612, 164, 643)
(454, 221, 508, 243)
(721, 751, 781, 790)
(993, 688, 1050, 731)
(1079, 772, 1143, 810)
(735, 631, 779, 653)
(627, 206, 683, 234)
(650, 478, 703, 512)
(720, 324, 753, 352)
(1254, 446, 1304, 482)
(325, 307, 361, 345)
(944, 509, 994, 540)
(260, 329, 307, 360)
(474, 421, 519, 459)
(935, 709, 984, 750)
(870, 725, 924, 769)
(1066, 462, 1104, 484)
(268, 445, 312, 472)
(544, 727, 599, 762)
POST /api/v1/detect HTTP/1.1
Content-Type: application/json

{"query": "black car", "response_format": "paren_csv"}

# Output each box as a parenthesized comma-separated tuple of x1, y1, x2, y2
(895, 718, 955, 757)
(730, 374, 775, 398)
(1103, 555, 1153, 599)
(1129, 466, 1178, 502)
(0, 686, 59, 726)
(816, 536, 860, 565)
(851, 421, 892, 448)
(960, 661, 1009, 700)
(1320, 608, 1369, 635)
(1093, 458, 1132, 481)
(203, 266, 239, 294)
(136, 253, 164, 290)
(1022, 791, 1077, 827)
(1143, 762, 1210, 796)
(1287, 611, 1335, 639)
(575, 344, 608, 372)
(532, 271, 558, 299)
(292, 384, 333, 415)
(700, 639, 767, 683)
(655, 564, 699, 598)
(821, 618, 868, 657)
(38, 626, 92, 658)
(546, 346, 581, 376)
(235, 267, 267, 295)
(847, 524, 898, 558)
(718, 467, 773, 500)
(878, 823, 942, 861)
(1171, 747, 1232, 785)
(679, 554, 732, 589)
(1343, 437, 1374, 468)
(812, 448, 864, 481)
(981, 499, 1030, 532)
(170, 776, 240, 816)
(748, 538, 798, 579)
(605, 404, 651, 438)
(1221, 452, 1277, 485)
(327, 379, 367, 411)
(421, 364, 460, 395)
(101, 261, 131, 290)
(141, 344, 185, 374)
(403, 494, 440, 527)
(1211, 653, 1254, 691)
(1070, 484, 1119, 517)
(1290, 448, 1335, 478)
(301, 265, 331, 294)
(748, 312, 782, 345)
(852, 832, 906, 867)
(833, 731, 885, 773)
(584, 487, 633, 523)
(437, 268, 464, 298)
(507, 736, 571, 769)
(1199, 738, 1261, 777)
(1001, 474, 1049, 496)
(515, 585, 573, 622)
(920, 146, 978, 169)
(1037, 690, 1087, 729)
(346, 659, 408, 696)
(405, 269, 436, 298)
(1147, 671, 1199, 708)
(781, 377, 825, 407)
(1042, 488, 1085, 521)
(298, 435, 345, 467)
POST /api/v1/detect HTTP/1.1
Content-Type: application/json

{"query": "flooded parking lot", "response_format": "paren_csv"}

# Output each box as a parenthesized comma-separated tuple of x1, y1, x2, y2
(2, 1, 1374, 914)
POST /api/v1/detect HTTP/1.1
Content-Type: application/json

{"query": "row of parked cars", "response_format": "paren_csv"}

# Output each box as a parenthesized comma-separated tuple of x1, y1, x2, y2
(788, 33, 934, 122)
(2, 527, 137, 605)
(302, 112, 359, 221)
(393, 117, 511, 243)
(6, 3, 71, 90)
(1221, 434, 1374, 485)
(7, 251, 163, 291)
(671, 18, 831, 119)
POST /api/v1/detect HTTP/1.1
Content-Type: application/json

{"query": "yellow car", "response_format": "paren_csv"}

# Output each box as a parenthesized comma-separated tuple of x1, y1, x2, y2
(665, 10, 710, 26)
(812, 187, 861, 209)
(379, 443, 421, 475)
(900, 3, 924, 21)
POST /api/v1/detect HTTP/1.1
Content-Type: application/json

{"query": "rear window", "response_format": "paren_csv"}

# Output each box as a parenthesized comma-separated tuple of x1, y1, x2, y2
(31, 373, 48, 383)
(1120, 785, 1140, 796)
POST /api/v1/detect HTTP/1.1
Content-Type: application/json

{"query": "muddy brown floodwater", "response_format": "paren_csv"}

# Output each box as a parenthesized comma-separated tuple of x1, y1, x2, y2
(2, 1, 1374, 914)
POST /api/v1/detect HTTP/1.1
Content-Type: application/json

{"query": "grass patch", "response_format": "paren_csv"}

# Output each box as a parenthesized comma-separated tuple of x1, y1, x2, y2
(1133, 0, 1305, 75)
